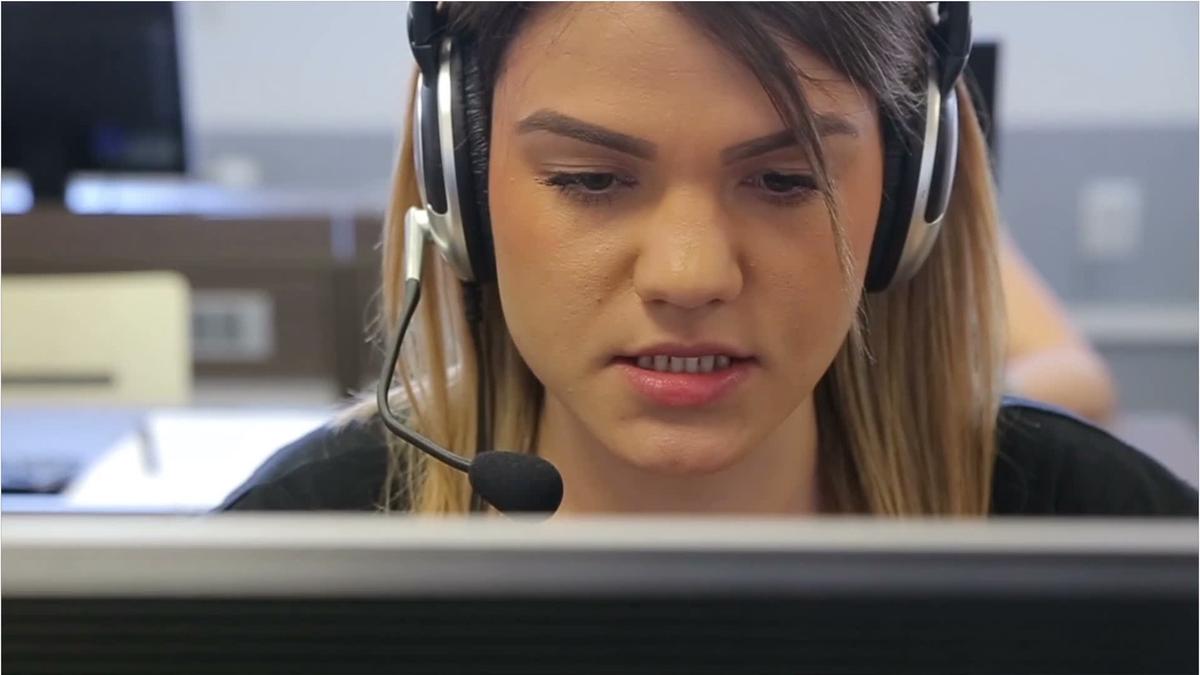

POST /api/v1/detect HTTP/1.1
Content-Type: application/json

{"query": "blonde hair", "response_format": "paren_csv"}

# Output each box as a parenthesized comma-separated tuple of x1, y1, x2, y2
(341, 4, 1005, 516)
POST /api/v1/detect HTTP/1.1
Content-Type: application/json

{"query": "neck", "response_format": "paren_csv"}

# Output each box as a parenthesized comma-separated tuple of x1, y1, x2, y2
(537, 397, 821, 516)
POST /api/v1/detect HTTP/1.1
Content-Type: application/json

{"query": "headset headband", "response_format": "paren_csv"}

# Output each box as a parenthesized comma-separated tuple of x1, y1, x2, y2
(930, 2, 972, 95)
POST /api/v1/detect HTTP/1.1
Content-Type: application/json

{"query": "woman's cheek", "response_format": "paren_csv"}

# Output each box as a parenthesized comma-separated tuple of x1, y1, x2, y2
(491, 194, 592, 374)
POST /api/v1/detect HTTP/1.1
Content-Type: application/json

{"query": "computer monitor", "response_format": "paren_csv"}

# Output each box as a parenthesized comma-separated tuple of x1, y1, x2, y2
(0, 2, 187, 202)
(969, 42, 1000, 160)
(3, 515, 1195, 674)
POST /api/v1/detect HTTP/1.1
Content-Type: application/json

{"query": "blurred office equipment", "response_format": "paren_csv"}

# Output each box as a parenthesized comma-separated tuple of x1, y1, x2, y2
(1, 271, 192, 405)
(2, 407, 145, 500)
(1, 407, 330, 512)
(1, 169, 35, 214)
(59, 408, 330, 511)
(1, 2, 187, 202)
(3, 516, 1196, 674)
(0, 268, 333, 508)
(2, 210, 378, 508)
(0, 271, 191, 499)
(2, 210, 383, 396)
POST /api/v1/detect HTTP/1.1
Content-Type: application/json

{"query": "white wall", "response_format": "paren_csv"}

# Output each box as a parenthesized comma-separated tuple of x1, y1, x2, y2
(177, 1, 413, 133)
(177, 1, 1198, 134)
(972, 1, 1199, 129)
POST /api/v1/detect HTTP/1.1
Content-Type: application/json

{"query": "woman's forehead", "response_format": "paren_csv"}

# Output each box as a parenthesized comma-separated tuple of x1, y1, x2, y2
(493, 3, 874, 132)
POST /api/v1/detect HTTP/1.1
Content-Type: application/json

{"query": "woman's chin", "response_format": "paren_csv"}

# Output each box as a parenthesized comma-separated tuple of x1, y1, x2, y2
(612, 431, 751, 476)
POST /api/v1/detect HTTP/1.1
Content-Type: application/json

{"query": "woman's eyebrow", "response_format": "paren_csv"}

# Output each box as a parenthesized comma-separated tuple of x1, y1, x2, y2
(720, 116, 859, 164)
(516, 110, 656, 159)
(515, 109, 858, 162)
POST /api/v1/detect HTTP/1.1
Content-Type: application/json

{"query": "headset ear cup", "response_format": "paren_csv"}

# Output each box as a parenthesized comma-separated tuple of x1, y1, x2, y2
(865, 117, 921, 293)
(456, 38, 497, 283)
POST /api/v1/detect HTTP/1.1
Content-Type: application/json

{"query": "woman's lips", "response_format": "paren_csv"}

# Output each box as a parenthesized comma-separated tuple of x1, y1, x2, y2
(613, 357, 755, 407)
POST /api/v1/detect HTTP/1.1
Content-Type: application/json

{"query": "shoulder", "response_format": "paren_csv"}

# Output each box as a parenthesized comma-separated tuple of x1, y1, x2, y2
(992, 397, 1198, 516)
(217, 415, 396, 511)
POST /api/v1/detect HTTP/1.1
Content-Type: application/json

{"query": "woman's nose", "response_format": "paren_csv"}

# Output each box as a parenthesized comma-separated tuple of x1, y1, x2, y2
(632, 189, 744, 309)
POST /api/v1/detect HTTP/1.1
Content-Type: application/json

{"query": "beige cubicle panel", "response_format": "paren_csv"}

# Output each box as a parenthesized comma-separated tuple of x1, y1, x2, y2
(2, 271, 192, 405)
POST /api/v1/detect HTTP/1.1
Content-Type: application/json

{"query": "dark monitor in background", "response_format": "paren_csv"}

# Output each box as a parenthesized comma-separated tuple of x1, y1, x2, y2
(1, 2, 187, 203)
(967, 41, 1001, 174)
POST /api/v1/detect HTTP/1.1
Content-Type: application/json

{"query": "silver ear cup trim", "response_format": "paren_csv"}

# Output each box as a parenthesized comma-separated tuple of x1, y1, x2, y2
(421, 39, 476, 282)
(890, 74, 945, 285)
(411, 76, 430, 209)
(404, 207, 430, 284)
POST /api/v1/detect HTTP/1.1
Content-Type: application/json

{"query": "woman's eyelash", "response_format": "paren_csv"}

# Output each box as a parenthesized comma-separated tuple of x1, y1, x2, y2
(537, 170, 819, 207)
(537, 172, 638, 205)
(743, 172, 818, 206)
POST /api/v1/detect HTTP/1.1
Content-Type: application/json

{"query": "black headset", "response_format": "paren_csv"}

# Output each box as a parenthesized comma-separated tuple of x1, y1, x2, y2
(405, 1, 973, 292)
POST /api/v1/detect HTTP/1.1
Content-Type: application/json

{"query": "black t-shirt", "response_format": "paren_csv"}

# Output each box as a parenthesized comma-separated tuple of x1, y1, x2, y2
(219, 398, 1198, 515)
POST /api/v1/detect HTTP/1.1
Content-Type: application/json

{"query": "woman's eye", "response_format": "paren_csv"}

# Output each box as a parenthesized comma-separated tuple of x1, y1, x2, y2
(745, 171, 818, 206)
(577, 173, 615, 191)
(538, 171, 637, 206)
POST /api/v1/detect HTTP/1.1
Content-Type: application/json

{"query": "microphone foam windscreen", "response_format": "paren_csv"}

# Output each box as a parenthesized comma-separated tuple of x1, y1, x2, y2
(468, 451, 563, 515)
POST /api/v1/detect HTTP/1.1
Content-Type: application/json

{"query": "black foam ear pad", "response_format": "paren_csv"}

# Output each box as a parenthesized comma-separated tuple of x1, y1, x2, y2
(454, 38, 497, 283)
(865, 115, 924, 293)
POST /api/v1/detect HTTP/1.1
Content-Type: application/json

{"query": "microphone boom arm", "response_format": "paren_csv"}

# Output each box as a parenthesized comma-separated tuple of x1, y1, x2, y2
(376, 210, 471, 473)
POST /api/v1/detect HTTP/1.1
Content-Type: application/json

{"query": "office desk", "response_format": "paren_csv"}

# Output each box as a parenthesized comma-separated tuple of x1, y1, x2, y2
(2, 405, 331, 513)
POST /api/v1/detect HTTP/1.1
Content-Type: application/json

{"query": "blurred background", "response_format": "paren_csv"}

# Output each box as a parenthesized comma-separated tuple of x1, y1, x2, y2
(2, 1, 1196, 512)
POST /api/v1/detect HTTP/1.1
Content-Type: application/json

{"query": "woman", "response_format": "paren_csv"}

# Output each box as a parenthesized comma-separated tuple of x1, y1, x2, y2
(222, 2, 1194, 516)
(1000, 235, 1118, 424)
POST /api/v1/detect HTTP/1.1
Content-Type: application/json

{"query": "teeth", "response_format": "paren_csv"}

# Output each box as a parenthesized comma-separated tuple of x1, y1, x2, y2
(635, 354, 737, 374)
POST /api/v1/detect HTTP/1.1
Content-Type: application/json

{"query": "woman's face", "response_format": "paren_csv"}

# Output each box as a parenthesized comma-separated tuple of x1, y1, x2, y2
(488, 3, 883, 475)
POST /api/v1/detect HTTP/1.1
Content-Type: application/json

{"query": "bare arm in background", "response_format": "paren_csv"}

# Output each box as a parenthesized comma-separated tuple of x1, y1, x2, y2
(1001, 232, 1118, 424)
